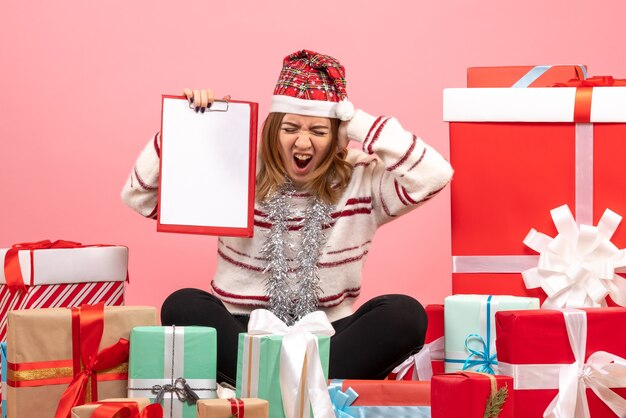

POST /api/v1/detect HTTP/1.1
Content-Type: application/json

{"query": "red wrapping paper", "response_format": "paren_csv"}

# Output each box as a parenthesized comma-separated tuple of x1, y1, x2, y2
(425, 304, 443, 344)
(467, 65, 586, 87)
(450, 115, 626, 302)
(335, 380, 430, 406)
(425, 304, 445, 375)
(495, 308, 626, 417)
(431, 372, 513, 418)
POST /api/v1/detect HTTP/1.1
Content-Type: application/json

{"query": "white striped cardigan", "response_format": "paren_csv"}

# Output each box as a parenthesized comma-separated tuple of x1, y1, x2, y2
(121, 109, 453, 321)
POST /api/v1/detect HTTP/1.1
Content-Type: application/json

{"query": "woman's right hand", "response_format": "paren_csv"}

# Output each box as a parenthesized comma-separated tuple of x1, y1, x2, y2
(183, 88, 231, 113)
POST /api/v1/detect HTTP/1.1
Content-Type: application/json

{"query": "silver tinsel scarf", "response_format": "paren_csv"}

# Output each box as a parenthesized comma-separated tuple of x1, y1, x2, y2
(261, 182, 333, 325)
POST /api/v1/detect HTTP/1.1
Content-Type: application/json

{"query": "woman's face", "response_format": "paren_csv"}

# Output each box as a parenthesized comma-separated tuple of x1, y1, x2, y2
(277, 113, 333, 187)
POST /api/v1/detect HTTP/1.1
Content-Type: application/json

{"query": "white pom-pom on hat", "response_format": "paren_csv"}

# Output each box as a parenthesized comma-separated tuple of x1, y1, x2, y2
(335, 99, 355, 121)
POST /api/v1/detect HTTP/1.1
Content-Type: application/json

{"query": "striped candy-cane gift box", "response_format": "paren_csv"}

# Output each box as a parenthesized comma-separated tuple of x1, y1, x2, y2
(0, 242, 127, 405)
(0, 243, 128, 342)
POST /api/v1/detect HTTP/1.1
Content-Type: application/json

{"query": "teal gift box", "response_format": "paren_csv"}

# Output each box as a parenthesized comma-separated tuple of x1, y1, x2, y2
(127, 326, 217, 418)
(444, 294, 539, 374)
(236, 333, 331, 418)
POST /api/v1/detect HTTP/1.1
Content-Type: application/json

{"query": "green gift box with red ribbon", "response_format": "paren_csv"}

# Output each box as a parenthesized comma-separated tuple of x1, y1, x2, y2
(445, 74, 626, 308)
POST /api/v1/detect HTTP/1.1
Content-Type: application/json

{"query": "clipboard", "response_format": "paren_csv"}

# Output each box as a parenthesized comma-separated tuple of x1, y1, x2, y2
(157, 95, 258, 237)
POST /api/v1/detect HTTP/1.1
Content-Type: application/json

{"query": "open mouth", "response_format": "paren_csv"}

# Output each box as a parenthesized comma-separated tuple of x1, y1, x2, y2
(294, 154, 312, 170)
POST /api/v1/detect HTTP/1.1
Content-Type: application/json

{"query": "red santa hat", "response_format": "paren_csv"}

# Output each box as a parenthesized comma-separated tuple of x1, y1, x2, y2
(269, 49, 355, 121)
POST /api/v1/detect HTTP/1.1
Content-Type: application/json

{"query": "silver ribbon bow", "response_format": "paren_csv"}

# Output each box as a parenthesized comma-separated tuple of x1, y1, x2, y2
(151, 377, 201, 405)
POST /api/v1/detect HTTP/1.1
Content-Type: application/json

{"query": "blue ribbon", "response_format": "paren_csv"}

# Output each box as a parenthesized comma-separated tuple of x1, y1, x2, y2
(511, 65, 588, 88)
(462, 295, 497, 374)
(1, 342, 6, 418)
(462, 333, 497, 374)
(328, 381, 432, 418)
(328, 381, 359, 418)
(444, 295, 498, 374)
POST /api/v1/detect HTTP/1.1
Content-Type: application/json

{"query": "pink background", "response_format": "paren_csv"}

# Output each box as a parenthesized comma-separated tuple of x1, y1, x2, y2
(2, 0, 625, 314)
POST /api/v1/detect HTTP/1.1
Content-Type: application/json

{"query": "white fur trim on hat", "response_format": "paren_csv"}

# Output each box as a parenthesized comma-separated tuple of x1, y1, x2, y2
(335, 99, 355, 121)
(270, 95, 338, 119)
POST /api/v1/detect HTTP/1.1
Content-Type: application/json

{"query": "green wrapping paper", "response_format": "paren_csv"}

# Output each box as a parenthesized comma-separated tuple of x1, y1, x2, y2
(127, 326, 217, 418)
(236, 333, 330, 418)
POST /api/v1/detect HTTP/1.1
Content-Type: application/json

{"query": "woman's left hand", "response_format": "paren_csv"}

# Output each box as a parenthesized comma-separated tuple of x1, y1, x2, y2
(337, 120, 349, 153)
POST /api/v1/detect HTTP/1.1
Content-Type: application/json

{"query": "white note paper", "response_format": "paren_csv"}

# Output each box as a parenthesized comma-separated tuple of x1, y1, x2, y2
(158, 97, 256, 236)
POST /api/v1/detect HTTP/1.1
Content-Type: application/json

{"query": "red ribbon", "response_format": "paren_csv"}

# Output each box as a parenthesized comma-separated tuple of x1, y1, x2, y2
(4, 240, 83, 293)
(54, 303, 130, 418)
(229, 398, 245, 418)
(553, 76, 626, 123)
(90, 402, 163, 418)
(3, 240, 128, 293)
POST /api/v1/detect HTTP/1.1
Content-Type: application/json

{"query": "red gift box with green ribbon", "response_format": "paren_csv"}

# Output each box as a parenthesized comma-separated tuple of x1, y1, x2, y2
(445, 75, 626, 308)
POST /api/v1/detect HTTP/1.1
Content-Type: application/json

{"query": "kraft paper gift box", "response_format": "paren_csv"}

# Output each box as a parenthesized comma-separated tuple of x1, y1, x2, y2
(5, 304, 157, 418)
(0, 241, 127, 342)
(444, 294, 538, 373)
(197, 398, 268, 418)
(388, 304, 444, 381)
(431, 372, 513, 418)
(127, 326, 217, 418)
(467, 64, 586, 87)
(496, 307, 626, 417)
(445, 76, 626, 307)
(70, 398, 156, 418)
(329, 379, 431, 417)
(236, 310, 333, 418)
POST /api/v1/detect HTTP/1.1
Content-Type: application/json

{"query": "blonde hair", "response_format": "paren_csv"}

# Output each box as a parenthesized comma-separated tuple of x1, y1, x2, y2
(256, 112, 352, 204)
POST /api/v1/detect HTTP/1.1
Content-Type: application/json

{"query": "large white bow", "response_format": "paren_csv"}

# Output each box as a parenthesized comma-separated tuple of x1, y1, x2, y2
(248, 309, 335, 418)
(543, 309, 626, 418)
(522, 205, 626, 308)
(390, 337, 444, 381)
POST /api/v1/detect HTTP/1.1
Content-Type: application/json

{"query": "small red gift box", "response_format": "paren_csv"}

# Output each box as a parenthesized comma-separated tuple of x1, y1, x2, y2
(496, 308, 626, 417)
(445, 76, 626, 305)
(467, 65, 586, 87)
(388, 304, 444, 380)
(431, 372, 513, 418)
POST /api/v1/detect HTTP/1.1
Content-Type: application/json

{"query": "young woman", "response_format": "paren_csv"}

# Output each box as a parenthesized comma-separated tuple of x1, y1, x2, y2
(122, 49, 453, 385)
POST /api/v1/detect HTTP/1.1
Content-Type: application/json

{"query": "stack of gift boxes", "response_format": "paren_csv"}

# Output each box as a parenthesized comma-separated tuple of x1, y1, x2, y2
(4, 64, 626, 418)
(377, 65, 626, 418)
(423, 64, 626, 417)
(0, 244, 272, 418)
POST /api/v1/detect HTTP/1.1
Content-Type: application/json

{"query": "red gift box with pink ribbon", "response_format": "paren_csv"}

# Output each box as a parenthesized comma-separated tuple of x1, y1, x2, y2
(445, 75, 626, 308)
(496, 307, 626, 417)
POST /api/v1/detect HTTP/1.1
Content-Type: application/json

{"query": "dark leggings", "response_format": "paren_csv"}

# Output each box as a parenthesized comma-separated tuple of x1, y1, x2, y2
(161, 289, 427, 386)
